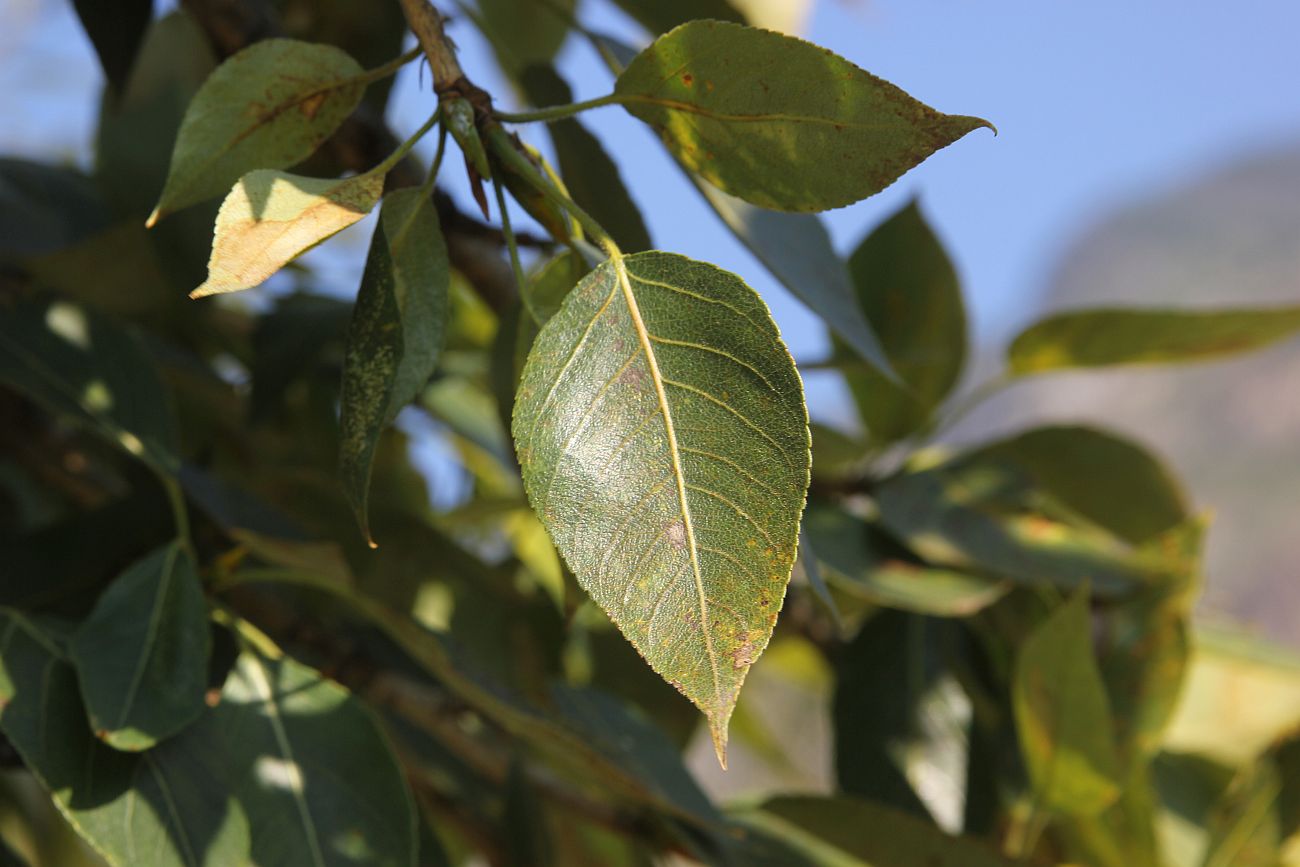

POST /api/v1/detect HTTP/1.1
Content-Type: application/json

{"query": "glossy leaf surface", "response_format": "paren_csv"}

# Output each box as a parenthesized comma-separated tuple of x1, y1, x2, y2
(193, 169, 383, 297)
(151, 39, 366, 222)
(339, 188, 450, 542)
(512, 251, 810, 762)
(70, 543, 210, 751)
(614, 21, 991, 212)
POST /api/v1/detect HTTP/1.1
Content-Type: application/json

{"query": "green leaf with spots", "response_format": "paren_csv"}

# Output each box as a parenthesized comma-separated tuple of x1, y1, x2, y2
(1013, 586, 1124, 816)
(69, 543, 210, 751)
(512, 251, 810, 764)
(840, 199, 967, 442)
(339, 188, 450, 543)
(193, 169, 383, 297)
(1007, 306, 1300, 375)
(149, 39, 367, 223)
(614, 21, 992, 212)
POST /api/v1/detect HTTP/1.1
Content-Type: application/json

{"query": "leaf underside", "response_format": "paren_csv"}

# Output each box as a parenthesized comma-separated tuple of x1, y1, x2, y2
(512, 251, 810, 763)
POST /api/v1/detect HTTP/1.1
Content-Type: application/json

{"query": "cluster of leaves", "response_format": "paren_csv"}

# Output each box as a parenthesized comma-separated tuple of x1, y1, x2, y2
(2, 0, 1300, 865)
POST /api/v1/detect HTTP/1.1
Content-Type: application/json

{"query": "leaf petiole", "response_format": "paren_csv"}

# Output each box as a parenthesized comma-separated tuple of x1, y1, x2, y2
(365, 107, 442, 179)
(352, 45, 424, 87)
(493, 93, 624, 124)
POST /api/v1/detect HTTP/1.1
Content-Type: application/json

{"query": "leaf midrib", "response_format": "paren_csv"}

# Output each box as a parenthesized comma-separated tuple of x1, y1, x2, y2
(113, 543, 181, 733)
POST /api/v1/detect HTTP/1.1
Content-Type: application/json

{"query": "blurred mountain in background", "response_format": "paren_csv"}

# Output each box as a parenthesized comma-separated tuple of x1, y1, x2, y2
(958, 144, 1300, 643)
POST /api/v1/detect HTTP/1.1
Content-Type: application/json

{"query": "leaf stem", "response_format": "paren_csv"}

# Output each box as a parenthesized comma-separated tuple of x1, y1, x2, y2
(353, 45, 424, 87)
(365, 108, 442, 179)
(161, 475, 192, 553)
(493, 177, 536, 323)
(493, 93, 624, 124)
(417, 114, 448, 198)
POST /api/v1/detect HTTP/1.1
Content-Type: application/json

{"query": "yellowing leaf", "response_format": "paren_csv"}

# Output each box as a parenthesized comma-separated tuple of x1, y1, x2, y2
(614, 21, 992, 212)
(193, 170, 383, 298)
(150, 39, 366, 223)
(512, 251, 810, 764)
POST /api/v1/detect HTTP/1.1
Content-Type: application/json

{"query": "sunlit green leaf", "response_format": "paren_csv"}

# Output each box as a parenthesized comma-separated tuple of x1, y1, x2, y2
(339, 188, 450, 543)
(841, 199, 966, 442)
(69, 543, 209, 751)
(513, 251, 810, 763)
(150, 39, 367, 223)
(614, 21, 992, 212)
(1013, 586, 1123, 816)
(1008, 306, 1300, 375)
(193, 169, 383, 297)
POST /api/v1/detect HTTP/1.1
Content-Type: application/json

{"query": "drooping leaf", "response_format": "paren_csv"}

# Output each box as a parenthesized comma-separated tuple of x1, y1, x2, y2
(150, 39, 368, 223)
(69, 542, 210, 751)
(472, 0, 574, 76)
(193, 169, 383, 297)
(608, 0, 744, 35)
(0, 295, 179, 474)
(72, 0, 154, 93)
(731, 795, 1016, 866)
(614, 21, 992, 212)
(512, 251, 810, 763)
(694, 182, 891, 374)
(970, 425, 1188, 545)
(339, 188, 450, 543)
(840, 199, 966, 442)
(1013, 586, 1124, 816)
(520, 66, 652, 253)
(1007, 306, 1300, 375)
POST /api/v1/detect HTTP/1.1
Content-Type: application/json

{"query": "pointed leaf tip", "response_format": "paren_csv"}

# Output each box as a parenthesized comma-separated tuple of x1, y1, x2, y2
(710, 714, 730, 769)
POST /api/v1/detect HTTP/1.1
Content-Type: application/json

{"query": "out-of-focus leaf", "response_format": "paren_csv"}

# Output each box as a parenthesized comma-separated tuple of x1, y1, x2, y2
(730, 795, 1015, 866)
(512, 251, 810, 763)
(808, 423, 867, 483)
(970, 425, 1188, 545)
(472, 0, 573, 76)
(0, 160, 110, 257)
(250, 293, 352, 419)
(23, 223, 174, 318)
(520, 66, 651, 253)
(793, 529, 840, 624)
(1008, 306, 1300, 375)
(804, 500, 1008, 617)
(72, 0, 154, 92)
(1199, 740, 1294, 867)
(273, 0, 407, 110)
(840, 200, 966, 443)
(614, 21, 992, 212)
(608, 0, 743, 34)
(1057, 763, 1163, 867)
(0, 295, 178, 474)
(695, 183, 891, 375)
(339, 188, 450, 543)
(193, 169, 383, 297)
(150, 39, 367, 222)
(1012, 586, 1123, 816)
(69, 542, 209, 751)
(502, 759, 555, 867)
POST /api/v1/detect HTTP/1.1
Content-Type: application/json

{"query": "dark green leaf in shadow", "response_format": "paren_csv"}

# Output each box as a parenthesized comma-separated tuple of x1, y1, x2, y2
(339, 188, 450, 543)
(608, 0, 744, 34)
(1012, 586, 1123, 816)
(69, 543, 210, 751)
(72, 0, 154, 93)
(614, 21, 992, 212)
(471, 0, 574, 77)
(0, 160, 110, 257)
(1008, 306, 1300, 375)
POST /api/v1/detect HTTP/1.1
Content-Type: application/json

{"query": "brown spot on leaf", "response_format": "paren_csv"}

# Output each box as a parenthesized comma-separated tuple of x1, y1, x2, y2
(682, 73, 694, 86)
(666, 520, 687, 550)
(731, 635, 759, 669)
(299, 91, 327, 120)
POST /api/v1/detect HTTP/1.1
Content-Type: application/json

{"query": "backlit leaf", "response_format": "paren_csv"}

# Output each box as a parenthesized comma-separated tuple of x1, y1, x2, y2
(1013, 586, 1124, 816)
(1008, 306, 1300, 375)
(512, 251, 810, 763)
(339, 188, 450, 543)
(150, 39, 367, 223)
(193, 169, 383, 297)
(614, 21, 992, 212)
(69, 543, 210, 751)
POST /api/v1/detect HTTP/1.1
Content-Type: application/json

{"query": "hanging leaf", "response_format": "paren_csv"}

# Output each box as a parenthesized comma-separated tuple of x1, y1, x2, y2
(512, 251, 810, 763)
(72, 0, 154, 93)
(614, 21, 992, 212)
(1007, 306, 1300, 375)
(149, 39, 368, 223)
(1013, 586, 1124, 816)
(193, 169, 383, 297)
(69, 542, 210, 751)
(339, 188, 450, 543)
(472, 0, 574, 76)
(840, 199, 966, 442)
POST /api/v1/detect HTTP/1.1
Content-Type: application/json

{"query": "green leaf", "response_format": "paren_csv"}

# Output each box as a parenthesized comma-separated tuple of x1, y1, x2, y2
(841, 199, 966, 442)
(0, 611, 250, 867)
(512, 251, 810, 763)
(150, 39, 367, 223)
(731, 795, 1016, 866)
(0, 159, 110, 257)
(614, 21, 992, 212)
(1012, 586, 1124, 816)
(608, 0, 744, 34)
(72, 0, 153, 92)
(471, 0, 573, 76)
(339, 188, 450, 543)
(520, 66, 652, 253)
(1007, 306, 1300, 375)
(193, 169, 383, 297)
(693, 183, 891, 374)
(969, 425, 1188, 545)
(69, 542, 210, 751)
(0, 295, 178, 474)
